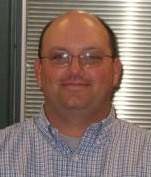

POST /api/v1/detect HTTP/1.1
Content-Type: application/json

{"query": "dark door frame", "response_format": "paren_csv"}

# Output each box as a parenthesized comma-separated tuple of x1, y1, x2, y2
(0, 0, 22, 129)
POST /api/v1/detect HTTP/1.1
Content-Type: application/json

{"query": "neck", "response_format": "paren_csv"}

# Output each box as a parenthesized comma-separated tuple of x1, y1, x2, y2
(44, 103, 111, 137)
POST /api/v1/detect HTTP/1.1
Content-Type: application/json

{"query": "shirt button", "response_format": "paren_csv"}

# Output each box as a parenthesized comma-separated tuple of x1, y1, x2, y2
(52, 130, 56, 134)
(96, 139, 100, 145)
(73, 155, 79, 162)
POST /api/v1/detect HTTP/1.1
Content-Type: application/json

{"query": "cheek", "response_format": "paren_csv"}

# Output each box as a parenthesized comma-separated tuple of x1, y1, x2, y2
(92, 67, 111, 82)
(40, 67, 63, 92)
(40, 68, 54, 90)
(92, 67, 114, 91)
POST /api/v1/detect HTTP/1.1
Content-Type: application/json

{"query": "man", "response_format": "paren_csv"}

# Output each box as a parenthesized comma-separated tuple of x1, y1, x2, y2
(0, 11, 151, 176)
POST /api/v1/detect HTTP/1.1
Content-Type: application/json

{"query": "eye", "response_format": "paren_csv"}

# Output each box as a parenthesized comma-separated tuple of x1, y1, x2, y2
(50, 53, 67, 60)
(49, 52, 70, 64)
(83, 52, 104, 62)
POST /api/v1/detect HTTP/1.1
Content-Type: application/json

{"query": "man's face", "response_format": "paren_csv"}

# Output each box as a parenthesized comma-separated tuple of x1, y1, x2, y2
(35, 12, 121, 116)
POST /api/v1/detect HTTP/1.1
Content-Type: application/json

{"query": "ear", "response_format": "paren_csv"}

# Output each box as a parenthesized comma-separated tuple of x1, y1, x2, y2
(113, 58, 122, 90)
(34, 59, 42, 89)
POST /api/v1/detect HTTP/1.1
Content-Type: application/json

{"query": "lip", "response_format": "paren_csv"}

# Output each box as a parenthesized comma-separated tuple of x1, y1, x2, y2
(61, 81, 90, 90)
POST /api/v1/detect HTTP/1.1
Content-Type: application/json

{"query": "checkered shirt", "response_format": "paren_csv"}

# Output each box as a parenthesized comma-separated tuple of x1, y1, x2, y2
(0, 107, 151, 177)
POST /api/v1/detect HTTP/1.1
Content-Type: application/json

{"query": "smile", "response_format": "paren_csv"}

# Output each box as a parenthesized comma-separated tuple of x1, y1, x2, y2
(61, 82, 91, 90)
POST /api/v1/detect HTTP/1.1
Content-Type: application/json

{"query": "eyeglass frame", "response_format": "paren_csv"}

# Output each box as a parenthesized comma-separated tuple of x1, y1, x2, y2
(40, 50, 114, 68)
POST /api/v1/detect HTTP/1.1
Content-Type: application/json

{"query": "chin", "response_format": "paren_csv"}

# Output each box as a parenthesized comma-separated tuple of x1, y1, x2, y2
(61, 100, 88, 110)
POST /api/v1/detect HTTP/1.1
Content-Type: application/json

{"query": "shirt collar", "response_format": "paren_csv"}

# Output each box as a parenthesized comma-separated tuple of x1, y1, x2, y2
(38, 105, 116, 134)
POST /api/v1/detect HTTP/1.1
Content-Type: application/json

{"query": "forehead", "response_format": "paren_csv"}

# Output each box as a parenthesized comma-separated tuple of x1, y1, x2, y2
(42, 12, 110, 52)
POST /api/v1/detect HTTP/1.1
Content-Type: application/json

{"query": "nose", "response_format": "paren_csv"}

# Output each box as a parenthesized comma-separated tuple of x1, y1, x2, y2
(69, 56, 83, 70)
(67, 56, 85, 76)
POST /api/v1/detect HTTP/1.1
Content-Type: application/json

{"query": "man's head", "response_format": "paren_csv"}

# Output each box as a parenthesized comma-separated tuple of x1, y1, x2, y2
(38, 12, 119, 59)
(34, 11, 122, 120)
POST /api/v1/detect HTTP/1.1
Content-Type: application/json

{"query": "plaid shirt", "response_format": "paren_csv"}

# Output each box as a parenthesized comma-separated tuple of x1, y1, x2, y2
(0, 107, 151, 177)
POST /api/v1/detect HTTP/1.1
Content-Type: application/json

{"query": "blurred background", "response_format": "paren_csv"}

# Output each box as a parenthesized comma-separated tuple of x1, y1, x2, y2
(0, 0, 151, 130)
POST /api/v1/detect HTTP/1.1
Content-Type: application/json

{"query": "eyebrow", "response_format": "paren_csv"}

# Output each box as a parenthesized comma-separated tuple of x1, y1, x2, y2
(48, 47, 68, 51)
(47, 46, 105, 53)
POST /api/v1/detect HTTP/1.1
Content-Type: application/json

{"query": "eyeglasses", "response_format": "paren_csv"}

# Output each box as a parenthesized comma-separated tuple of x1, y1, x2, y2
(40, 51, 113, 68)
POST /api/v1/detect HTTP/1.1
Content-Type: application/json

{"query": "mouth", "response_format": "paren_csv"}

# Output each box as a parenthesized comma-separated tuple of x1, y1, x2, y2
(61, 81, 91, 91)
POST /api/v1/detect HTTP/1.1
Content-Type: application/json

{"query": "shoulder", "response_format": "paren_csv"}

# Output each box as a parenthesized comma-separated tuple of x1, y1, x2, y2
(116, 118, 150, 134)
(113, 118, 151, 146)
(0, 117, 38, 149)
